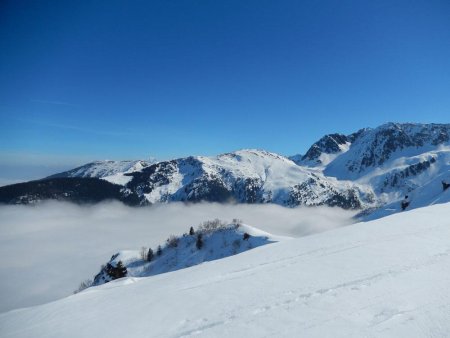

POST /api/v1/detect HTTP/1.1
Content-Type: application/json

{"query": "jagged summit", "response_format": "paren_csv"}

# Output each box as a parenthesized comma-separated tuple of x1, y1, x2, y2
(325, 122, 450, 179)
(290, 128, 368, 166)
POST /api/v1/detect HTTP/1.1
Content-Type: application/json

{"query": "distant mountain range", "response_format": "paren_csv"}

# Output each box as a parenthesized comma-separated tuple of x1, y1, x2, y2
(1, 122, 449, 219)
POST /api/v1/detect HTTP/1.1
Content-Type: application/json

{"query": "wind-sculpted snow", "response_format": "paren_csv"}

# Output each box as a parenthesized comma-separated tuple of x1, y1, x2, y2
(1, 203, 449, 337)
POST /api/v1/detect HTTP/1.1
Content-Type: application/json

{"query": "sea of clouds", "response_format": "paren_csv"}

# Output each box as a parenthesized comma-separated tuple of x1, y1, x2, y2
(0, 201, 356, 313)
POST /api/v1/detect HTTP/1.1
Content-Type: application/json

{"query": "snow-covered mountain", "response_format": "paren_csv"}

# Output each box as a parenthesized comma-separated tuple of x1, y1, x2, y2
(124, 149, 375, 209)
(47, 159, 154, 185)
(324, 123, 449, 179)
(291, 123, 450, 217)
(2, 202, 449, 338)
(1, 122, 449, 218)
(291, 128, 366, 166)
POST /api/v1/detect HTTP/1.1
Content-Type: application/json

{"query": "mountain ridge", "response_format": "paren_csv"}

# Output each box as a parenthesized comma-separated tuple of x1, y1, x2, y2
(1, 122, 449, 219)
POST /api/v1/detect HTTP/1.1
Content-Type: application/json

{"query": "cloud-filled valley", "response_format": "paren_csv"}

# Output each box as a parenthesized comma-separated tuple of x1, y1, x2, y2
(0, 201, 355, 313)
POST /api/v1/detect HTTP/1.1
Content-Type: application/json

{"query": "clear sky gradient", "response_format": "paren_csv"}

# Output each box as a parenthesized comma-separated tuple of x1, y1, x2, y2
(0, 0, 449, 182)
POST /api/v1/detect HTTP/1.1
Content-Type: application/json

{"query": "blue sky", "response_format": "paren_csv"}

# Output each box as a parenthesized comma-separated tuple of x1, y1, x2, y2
(1, 0, 449, 182)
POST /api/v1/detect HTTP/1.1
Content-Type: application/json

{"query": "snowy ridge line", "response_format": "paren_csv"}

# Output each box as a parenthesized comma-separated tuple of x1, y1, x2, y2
(1, 122, 449, 219)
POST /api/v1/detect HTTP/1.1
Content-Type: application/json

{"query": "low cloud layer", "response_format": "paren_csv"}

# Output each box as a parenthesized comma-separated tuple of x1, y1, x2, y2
(0, 201, 356, 313)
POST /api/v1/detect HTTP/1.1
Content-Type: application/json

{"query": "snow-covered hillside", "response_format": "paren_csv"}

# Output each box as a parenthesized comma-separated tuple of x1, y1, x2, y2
(88, 221, 285, 288)
(47, 159, 154, 185)
(2, 202, 449, 338)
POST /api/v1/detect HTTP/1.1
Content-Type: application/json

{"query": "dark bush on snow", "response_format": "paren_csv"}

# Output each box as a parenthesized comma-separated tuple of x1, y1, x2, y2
(196, 234, 203, 250)
(106, 261, 127, 280)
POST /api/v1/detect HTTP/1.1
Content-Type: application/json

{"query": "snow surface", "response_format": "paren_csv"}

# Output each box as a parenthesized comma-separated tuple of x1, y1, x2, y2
(91, 223, 288, 287)
(0, 202, 355, 313)
(49, 159, 153, 180)
(2, 203, 450, 337)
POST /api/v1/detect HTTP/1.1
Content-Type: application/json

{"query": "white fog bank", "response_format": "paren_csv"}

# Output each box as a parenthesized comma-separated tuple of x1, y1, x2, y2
(0, 201, 356, 313)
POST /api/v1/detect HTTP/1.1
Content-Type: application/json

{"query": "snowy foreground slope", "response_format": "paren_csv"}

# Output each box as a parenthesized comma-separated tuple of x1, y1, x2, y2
(2, 203, 450, 338)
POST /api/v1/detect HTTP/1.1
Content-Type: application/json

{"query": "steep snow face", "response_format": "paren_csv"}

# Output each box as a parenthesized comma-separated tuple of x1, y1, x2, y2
(300, 133, 351, 166)
(2, 203, 450, 338)
(90, 222, 285, 288)
(294, 129, 367, 167)
(361, 156, 450, 221)
(126, 149, 375, 209)
(325, 123, 450, 180)
(314, 123, 450, 215)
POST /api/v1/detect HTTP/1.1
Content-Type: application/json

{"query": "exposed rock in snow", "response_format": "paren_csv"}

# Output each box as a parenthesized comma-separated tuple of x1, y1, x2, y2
(1, 123, 449, 218)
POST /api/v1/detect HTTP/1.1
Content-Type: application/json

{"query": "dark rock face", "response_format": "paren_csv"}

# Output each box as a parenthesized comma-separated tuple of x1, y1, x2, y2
(346, 123, 449, 173)
(287, 177, 368, 209)
(232, 177, 263, 203)
(381, 157, 437, 192)
(127, 160, 179, 198)
(302, 133, 349, 163)
(182, 175, 232, 203)
(0, 178, 140, 205)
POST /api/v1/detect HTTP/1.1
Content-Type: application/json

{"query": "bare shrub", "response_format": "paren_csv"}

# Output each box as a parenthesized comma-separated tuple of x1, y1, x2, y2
(198, 218, 229, 233)
(232, 218, 243, 226)
(74, 279, 93, 294)
(166, 234, 179, 248)
(147, 248, 154, 261)
(140, 246, 148, 260)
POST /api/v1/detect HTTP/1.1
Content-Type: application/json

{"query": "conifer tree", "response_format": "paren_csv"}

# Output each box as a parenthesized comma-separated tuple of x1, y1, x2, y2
(115, 261, 127, 278)
(106, 261, 127, 280)
(147, 248, 154, 262)
(196, 233, 203, 250)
